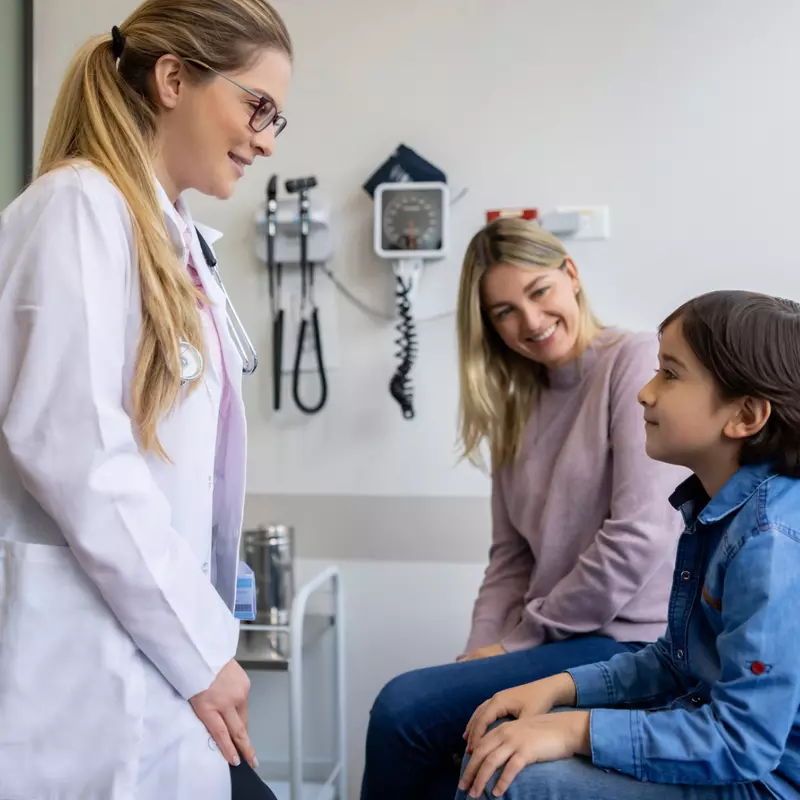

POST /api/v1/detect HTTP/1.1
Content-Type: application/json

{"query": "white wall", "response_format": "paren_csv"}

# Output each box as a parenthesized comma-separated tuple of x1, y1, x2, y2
(35, 0, 800, 500)
(0, 0, 25, 209)
(205, 0, 800, 499)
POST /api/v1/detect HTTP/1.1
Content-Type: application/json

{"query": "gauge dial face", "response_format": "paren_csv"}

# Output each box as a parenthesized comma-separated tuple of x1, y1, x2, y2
(381, 188, 444, 252)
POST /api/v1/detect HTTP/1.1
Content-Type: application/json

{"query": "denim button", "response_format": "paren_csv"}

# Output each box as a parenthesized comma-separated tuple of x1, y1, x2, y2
(676, 649, 685, 659)
(692, 696, 702, 704)
(681, 570, 691, 582)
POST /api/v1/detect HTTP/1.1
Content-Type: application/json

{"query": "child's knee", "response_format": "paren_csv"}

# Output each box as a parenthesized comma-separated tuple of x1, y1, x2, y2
(458, 755, 597, 800)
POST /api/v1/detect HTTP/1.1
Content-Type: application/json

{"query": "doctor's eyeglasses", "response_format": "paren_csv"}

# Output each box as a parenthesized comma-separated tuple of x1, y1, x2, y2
(182, 57, 287, 136)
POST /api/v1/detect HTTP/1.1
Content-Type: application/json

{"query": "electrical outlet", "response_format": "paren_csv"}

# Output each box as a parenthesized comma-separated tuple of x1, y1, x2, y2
(554, 206, 610, 240)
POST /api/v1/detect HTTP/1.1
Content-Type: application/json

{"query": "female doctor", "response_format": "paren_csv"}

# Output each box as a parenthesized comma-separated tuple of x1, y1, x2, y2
(0, 1, 291, 798)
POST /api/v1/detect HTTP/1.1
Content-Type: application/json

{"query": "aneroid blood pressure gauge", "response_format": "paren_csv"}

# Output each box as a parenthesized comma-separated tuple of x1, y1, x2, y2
(374, 182, 449, 259)
(373, 182, 449, 420)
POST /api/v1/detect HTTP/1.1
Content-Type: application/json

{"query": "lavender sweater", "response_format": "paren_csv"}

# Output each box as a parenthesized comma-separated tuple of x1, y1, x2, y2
(466, 329, 689, 654)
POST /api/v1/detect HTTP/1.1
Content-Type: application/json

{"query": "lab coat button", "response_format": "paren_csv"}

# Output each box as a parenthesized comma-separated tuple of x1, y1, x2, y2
(202, 562, 209, 573)
(208, 476, 213, 490)
(208, 736, 217, 751)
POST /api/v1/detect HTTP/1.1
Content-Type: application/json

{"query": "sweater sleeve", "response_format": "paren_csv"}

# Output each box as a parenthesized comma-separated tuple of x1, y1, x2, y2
(464, 475, 534, 653)
(501, 334, 685, 652)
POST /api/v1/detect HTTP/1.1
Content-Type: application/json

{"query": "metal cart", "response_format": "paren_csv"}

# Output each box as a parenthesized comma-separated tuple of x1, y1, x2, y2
(236, 566, 347, 800)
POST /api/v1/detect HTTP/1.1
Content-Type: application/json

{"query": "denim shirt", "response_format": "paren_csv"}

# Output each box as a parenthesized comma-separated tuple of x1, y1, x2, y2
(567, 463, 800, 798)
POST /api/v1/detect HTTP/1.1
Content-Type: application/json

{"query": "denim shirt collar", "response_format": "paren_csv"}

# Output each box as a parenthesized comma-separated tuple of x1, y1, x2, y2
(669, 462, 777, 529)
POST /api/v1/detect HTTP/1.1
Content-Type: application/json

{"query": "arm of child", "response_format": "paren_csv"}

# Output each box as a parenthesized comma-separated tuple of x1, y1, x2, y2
(585, 529, 800, 784)
(566, 628, 686, 710)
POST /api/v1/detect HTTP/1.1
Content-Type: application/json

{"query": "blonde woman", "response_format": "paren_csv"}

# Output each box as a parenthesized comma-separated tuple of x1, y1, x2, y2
(0, 2, 291, 798)
(361, 218, 688, 800)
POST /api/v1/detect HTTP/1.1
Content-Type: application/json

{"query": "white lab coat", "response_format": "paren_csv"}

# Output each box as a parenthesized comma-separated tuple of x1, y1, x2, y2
(0, 163, 248, 799)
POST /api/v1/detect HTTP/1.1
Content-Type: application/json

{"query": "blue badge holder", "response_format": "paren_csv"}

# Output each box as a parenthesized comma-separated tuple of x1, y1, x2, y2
(234, 561, 257, 621)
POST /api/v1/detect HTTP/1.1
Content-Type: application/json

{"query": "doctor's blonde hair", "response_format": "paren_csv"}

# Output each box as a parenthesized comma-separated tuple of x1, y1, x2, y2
(457, 218, 603, 470)
(37, 0, 292, 458)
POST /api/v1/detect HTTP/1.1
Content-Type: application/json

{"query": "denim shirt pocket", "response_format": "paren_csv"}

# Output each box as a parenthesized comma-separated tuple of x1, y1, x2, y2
(700, 585, 724, 636)
(700, 549, 726, 636)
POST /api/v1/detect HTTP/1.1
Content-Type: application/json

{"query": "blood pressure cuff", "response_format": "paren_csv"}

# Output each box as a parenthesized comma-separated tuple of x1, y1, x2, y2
(363, 144, 447, 197)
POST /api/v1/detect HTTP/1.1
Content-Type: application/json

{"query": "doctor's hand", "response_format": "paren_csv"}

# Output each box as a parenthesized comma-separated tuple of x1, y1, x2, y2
(190, 659, 257, 769)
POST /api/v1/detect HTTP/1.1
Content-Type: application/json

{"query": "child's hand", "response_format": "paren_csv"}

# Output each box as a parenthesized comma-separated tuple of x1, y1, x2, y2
(458, 711, 591, 798)
(464, 672, 577, 755)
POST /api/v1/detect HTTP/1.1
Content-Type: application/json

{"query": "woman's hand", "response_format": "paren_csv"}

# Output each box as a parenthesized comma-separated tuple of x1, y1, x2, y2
(457, 643, 507, 662)
(190, 659, 257, 769)
(464, 672, 577, 755)
(458, 711, 591, 797)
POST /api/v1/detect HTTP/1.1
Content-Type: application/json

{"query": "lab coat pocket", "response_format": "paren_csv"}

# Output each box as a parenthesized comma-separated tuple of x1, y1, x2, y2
(0, 539, 144, 798)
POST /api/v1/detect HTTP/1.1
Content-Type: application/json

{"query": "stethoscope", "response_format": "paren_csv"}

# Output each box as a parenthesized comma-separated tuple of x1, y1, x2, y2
(179, 228, 258, 385)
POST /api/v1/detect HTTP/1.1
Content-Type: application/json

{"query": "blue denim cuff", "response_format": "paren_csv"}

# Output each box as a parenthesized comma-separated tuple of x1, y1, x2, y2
(566, 662, 614, 708)
(589, 708, 645, 780)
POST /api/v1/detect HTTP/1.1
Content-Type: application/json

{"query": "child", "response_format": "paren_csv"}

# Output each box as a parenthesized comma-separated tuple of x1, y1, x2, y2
(457, 289, 800, 800)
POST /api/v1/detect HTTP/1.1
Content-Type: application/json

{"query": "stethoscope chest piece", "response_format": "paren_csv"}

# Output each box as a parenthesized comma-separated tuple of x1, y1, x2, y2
(179, 338, 204, 385)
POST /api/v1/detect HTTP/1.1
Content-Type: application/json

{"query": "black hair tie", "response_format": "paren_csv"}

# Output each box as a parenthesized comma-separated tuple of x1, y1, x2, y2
(111, 25, 126, 60)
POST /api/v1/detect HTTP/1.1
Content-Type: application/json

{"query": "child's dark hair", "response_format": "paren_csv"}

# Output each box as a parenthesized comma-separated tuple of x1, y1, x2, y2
(660, 290, 800, 477)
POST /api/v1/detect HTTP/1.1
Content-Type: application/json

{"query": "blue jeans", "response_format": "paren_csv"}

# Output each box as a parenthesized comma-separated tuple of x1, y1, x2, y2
(456, 749, 769, 800)
(360, 636, 645, 800)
